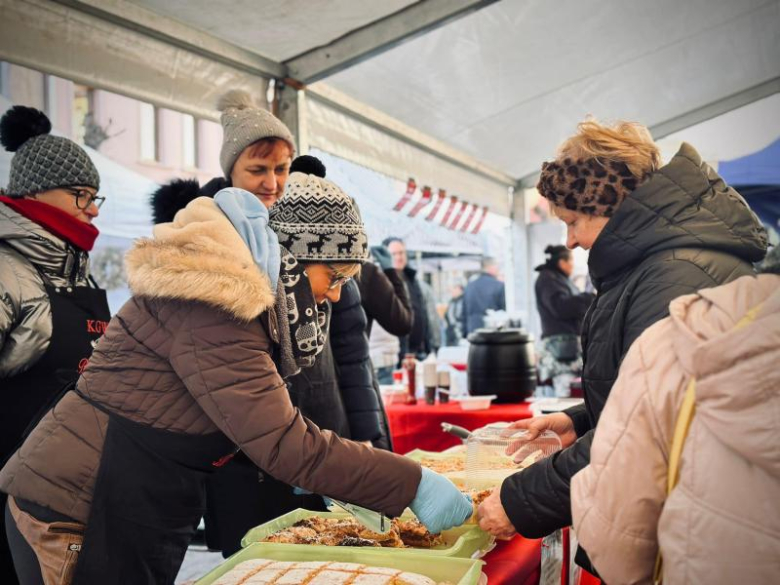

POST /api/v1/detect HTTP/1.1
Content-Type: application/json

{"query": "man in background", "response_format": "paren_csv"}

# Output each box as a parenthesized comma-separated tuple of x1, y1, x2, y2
(384, 237, 439, 359)
(462, 257, 505, 335)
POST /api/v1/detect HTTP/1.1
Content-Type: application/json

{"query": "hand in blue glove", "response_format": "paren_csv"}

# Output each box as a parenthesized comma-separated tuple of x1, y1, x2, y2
(409, 468, 473, 534)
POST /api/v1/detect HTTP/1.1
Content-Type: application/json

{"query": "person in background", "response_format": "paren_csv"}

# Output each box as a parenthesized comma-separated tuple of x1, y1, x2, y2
(534, 245, 594, 339)
(384, 236, 436, 359)
(462, 257, 506, 335)
(444, 283, 465, 345)
(1, 163, 472, 584)
(0, 106, 110, 584)
(476, 118, 767, 574)
(534, 245, 595, 395)
(572, 270, 779, 585)
(357, 245, 413, 386)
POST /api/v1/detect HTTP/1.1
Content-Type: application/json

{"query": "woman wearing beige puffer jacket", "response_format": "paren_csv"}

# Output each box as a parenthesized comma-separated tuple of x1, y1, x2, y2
(572, 273, 780, 585)
(1, 167, 471, 584)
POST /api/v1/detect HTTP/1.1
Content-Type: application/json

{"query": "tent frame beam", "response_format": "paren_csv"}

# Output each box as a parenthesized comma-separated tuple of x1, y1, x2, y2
(515, 76, 780, 189)
(285, 0, 499, 84)
(50, 0, 286, 79)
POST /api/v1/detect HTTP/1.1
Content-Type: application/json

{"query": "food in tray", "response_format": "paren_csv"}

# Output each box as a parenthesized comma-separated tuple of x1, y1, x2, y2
(516, 449, 544, 468)
(262, 517, 443, 549)
(214, 559, 441, 585)
(418, 453, 540, 474)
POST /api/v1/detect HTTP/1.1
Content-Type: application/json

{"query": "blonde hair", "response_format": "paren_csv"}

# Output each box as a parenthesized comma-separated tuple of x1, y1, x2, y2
(557, 118, 662, 182)
(331, 262, 362, 279)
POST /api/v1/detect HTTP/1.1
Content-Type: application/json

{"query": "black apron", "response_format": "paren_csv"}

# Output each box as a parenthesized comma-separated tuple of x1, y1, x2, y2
(1, 276, 110, 465)
(1, 274, 109, 585)
(71, 390, 236, 585)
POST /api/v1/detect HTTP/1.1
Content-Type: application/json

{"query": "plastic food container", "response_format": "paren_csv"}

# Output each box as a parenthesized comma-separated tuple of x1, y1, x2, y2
(239, 509, 493, 559)
(452, 395, 497, 410)
(195, 542, 484, 585)
(379, 385, 408, 407)
(464, 426, 562, 489)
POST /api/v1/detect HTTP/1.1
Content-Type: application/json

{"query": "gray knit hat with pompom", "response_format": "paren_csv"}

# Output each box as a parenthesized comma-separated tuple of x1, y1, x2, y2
(1, 106, 99, 197)
(217, 89, 295, 178)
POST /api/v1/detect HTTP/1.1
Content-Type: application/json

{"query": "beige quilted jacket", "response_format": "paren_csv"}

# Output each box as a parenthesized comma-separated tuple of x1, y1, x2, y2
(572, 274, 780, 585)
(0, 197, 421, 523)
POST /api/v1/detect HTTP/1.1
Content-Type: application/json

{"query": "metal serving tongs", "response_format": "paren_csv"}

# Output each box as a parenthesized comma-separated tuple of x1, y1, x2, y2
(327, 498, 392, 534)
(441, 422, 472, 441)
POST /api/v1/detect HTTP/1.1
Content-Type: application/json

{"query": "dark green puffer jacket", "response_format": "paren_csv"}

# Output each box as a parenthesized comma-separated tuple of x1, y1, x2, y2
(501, 143, 767, 545)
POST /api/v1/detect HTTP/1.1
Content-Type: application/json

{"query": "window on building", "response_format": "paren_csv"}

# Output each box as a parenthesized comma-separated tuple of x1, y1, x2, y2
(0, 62, 10, 98)
(72, 85, 94, 144)
(43, 74, 57, 122)
(139, 102, 158, 162)
(182, 113, 198, 169)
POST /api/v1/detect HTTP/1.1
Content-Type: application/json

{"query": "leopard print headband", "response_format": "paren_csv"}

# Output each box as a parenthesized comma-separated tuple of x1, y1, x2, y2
(537, 158, 639, 217)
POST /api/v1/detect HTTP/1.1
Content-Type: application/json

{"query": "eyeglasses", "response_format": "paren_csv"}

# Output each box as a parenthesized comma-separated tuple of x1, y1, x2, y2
(327, 265, 352, 290)
(64, 187, 105, 210)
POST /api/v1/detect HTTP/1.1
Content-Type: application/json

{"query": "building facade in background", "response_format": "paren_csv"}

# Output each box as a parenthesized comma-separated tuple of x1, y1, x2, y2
(0, 61, 223, 185)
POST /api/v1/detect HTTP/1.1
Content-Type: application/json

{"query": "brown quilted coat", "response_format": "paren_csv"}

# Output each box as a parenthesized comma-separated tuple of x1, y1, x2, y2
(0, 197, 421, 524)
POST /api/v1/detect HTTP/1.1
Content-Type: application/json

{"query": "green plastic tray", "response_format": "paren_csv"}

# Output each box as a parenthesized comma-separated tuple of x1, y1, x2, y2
(195, 542, 484, 585)
(239, 509, 491, 559)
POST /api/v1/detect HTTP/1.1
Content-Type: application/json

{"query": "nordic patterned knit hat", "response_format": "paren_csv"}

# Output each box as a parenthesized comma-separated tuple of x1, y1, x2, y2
(217, 89, 296, 178)
(269, 157, 368, 263)
(1, 106, 100, 197)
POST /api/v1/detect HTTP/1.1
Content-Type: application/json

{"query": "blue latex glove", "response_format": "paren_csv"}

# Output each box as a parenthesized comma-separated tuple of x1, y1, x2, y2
(409, 468, 473, 534)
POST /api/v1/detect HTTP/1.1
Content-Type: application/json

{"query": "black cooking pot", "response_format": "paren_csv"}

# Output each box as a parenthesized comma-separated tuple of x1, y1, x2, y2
(467, 327, 537, 403)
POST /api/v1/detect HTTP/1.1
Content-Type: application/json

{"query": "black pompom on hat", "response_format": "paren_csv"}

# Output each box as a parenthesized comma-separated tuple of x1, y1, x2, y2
(1, 105, 100, 197)
(290, 155, 326, 178)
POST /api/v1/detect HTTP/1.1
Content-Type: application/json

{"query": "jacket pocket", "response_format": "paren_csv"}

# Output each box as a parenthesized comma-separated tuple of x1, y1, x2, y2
(8, 496, 85, 585)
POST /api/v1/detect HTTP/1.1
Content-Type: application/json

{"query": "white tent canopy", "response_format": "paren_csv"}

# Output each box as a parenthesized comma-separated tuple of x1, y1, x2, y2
(2, 0, 778, 320)
(2, 0, 776, 195)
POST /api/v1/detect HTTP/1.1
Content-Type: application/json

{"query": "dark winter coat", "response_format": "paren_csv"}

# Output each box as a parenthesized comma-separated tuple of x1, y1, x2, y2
(462, 273, 505, 335)
(357, 262, 413, 338)
(330, 279, 388, 444)
(0, 199, 421, 525)
(400, 266, 430, 357)
(534, 266, 594, 338)
(501, 143, 767, 546)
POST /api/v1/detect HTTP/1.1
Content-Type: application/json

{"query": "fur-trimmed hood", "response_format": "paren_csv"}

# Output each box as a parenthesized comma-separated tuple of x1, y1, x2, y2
(125, 196, 275, 320)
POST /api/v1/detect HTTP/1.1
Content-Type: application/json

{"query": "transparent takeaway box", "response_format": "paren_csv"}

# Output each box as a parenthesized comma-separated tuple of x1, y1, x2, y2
(463, 424, 562, 490)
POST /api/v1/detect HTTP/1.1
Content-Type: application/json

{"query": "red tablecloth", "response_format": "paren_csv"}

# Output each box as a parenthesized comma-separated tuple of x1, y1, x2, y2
(386, 401, 533, 454)
(482, 536, 541, 585)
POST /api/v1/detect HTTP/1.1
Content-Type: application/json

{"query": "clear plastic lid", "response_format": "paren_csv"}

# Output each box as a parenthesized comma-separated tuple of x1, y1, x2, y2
(464, 424, 562, 489)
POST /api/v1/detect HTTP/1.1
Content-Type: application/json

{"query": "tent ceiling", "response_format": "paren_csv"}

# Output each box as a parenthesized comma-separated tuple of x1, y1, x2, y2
(6, 0, 778, 189)
(324, 0, 780, 179)
(131, 0, 418, 62)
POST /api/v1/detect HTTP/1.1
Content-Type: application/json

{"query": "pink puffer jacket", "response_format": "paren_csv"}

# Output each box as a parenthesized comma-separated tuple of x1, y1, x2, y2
(572, 274, 780, 585)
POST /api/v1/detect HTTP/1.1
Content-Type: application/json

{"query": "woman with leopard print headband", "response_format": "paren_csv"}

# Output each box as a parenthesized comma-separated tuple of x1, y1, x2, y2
(476, 118, 767, 575)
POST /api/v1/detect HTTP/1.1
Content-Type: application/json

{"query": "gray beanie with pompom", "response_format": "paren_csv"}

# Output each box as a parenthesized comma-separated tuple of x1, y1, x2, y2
(218, 89, 295, 178)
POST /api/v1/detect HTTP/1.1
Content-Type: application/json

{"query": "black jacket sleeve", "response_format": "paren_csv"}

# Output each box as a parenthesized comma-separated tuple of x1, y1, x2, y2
(538, 273, 594, 321)
(500, 430, 594, 538)
(330, 280, 384, 442)
(564, 403, 592, 437)
(358, 263, 413, 336)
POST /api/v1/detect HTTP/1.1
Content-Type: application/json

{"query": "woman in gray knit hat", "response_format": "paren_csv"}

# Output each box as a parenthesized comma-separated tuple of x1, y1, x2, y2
(0, 105, 109, 585)
(216, 89, 295, 208)
(1, 160, 471, 583)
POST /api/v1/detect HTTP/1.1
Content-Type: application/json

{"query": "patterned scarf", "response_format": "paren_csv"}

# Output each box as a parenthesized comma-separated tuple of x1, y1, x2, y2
(274, 246, 330, 378)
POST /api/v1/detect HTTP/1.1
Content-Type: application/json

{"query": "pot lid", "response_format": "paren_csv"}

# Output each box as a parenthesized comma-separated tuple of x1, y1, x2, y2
(467, 327, 532, 344)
